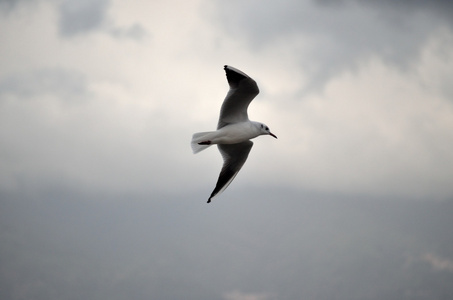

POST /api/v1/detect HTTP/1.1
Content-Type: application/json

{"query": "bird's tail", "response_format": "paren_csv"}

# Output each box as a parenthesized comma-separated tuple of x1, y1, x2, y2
(191, 131, 215, 154)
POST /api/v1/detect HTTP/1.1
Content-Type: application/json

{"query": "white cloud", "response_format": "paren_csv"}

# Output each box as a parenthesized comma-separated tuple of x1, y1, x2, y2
(243, 29, 453, 200)
(422, 253, 453, 272)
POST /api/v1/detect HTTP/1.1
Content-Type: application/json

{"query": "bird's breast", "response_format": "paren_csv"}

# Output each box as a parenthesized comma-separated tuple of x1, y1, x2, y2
(214, 122, 259, 144)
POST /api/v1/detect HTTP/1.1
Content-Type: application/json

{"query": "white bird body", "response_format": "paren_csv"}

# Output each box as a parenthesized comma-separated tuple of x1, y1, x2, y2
(191, 65, 277, 203)
(191, 121, 263, 153)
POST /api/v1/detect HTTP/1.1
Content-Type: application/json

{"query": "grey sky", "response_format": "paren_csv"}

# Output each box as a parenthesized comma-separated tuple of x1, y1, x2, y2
(2, 192, 453, 300)
(58, 0, 110, 36)
(212, 0, 453, 91)
(1, 0, 453, 299)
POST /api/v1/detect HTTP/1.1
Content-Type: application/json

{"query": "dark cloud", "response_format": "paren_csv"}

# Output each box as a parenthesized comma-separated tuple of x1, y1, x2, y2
(0, 68, 88, 100)
(0, 0, 41, 14)
(0, 0, 18, 11)
(57, 0, 149, 40)
(319, 0, 453, 20)
(0, 0, 27, 11)
(0, 0, 147, 40)
(58, 0, 110, 36)
(211, 0, 453, 91)
(1, 190, 453, 300)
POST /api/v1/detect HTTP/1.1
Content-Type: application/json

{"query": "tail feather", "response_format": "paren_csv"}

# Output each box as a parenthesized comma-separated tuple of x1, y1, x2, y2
(191, 131, 215, 154)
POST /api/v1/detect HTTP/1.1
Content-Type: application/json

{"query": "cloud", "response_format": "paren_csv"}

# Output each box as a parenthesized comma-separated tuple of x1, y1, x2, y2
(422, 253, 453, 272)
(0, 0, 30, 12)
(332, 0, 453, 24)
(247, 39, 453, 200)
(0, 68, 88, 98)
(58, 0, 110, 36)
(2, 196, 453, 300)
(0, 0, 452, 201)
(1, 1, 453, 299)
(0, 0, 17, 11)
(109, 23, 148, 40)
(223, 290, 273, 300)
(211, 0, 453, 91)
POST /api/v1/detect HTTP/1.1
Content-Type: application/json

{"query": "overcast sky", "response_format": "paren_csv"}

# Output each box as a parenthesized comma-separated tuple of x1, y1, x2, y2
(1, 0, 453, 299)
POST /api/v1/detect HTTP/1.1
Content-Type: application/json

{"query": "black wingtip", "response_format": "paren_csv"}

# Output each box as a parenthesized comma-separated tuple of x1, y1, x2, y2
(207, 198, 211, 203)
(223, 65, 248, 87)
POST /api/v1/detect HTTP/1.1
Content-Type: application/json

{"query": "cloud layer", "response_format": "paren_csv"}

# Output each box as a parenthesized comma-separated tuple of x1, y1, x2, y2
(1, 1, 453, 299)
(1, 0, 453, 200)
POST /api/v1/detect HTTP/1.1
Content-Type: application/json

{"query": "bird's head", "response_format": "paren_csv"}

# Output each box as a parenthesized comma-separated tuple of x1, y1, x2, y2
(258, 123, 277, 139)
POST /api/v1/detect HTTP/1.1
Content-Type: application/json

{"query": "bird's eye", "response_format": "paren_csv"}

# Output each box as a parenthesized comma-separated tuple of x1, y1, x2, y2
(265, 127, 269, 131)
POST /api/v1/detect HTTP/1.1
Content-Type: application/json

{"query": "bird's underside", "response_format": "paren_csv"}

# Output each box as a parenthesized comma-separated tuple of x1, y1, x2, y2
(207, 141, 253, 203)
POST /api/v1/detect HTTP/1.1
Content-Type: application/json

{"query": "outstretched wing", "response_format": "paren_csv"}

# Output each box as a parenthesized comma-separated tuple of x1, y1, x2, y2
(207, 141, 254, 203)
(217, 65, 259, 129)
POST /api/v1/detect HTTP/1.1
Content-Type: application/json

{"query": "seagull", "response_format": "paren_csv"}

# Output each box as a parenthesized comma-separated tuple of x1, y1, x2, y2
(191, 65, 277, 203)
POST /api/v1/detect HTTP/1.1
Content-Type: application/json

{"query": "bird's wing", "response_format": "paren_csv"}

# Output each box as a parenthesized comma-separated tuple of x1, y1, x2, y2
(207, 141, 254, 203)
(217, 65, 260, 129)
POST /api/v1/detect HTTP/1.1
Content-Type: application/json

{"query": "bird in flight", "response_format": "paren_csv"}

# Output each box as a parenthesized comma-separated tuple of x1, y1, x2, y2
(191, 65, 277, 203)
